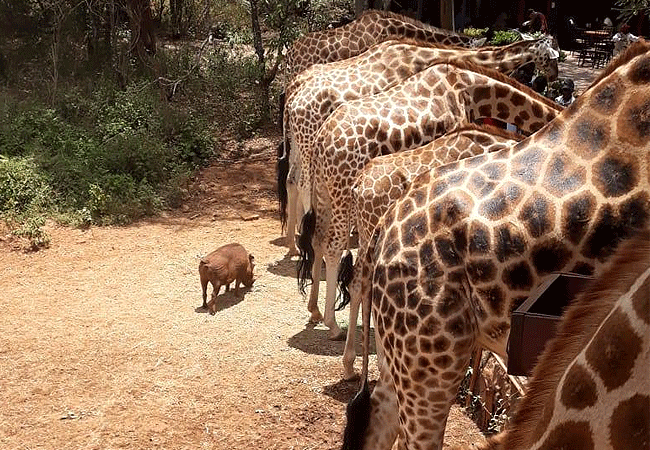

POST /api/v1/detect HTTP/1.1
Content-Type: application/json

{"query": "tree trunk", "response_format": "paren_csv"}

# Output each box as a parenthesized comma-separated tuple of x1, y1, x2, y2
(249, 0, 270, 121)
(127, 0, 156, 58)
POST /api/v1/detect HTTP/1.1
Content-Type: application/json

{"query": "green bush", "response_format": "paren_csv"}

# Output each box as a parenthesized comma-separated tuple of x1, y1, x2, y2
(489, 30, 522, 46)
(462, 27, 488, 38)
(0, 82, 214, 227)
(0, 156, 53, 215)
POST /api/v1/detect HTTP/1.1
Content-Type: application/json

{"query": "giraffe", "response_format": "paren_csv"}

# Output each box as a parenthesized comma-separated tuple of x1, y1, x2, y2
(279, 37, 559, 255)
(296, 59, 563, 341)
(338, 124, 524, 380)
(283, 9, 484, 81)
(450, 228, 649, 450)
(341, 41, 650, 450)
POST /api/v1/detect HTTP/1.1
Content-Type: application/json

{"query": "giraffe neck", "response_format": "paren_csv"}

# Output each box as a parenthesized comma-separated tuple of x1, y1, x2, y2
(483, 41, 539, 74)
(458, 68, 561, 134)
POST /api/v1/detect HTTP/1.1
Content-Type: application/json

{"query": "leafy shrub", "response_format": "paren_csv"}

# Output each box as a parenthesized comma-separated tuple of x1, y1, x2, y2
(12, 215, 50, 250)
(489, 30, 522, 46)
(462, 27, 488, 38)
(0, 156, 53, 214)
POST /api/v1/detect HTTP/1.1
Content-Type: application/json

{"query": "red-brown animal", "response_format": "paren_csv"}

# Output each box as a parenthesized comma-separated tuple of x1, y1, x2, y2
(198, 243, 255, 314)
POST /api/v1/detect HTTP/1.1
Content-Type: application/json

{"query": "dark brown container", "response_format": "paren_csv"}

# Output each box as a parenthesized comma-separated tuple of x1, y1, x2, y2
(507, 272, 593, 376)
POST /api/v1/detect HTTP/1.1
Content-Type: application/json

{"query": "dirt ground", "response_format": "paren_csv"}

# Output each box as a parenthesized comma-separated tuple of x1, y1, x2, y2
(0, 133, 485, 449)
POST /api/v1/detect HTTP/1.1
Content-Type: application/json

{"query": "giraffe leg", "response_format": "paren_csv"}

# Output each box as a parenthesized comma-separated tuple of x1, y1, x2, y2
(307, 247, 324, 324)
(342, 266, 363, 380)
(363, 333, 400, 450)
(285, 180, 300, 256)
(324, 251, 345, 340)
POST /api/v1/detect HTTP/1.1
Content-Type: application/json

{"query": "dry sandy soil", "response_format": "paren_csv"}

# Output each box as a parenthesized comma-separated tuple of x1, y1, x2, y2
(0, 133, 484, 449)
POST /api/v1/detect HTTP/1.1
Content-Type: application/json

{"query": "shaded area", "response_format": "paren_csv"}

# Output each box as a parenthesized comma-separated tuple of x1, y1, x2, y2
(288, 323, 376, 357)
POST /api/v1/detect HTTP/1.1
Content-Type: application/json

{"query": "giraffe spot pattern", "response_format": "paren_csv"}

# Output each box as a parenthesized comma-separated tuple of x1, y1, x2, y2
(445, 315, 472, 338)
(570, 118, 610, 160)
(585, 307, 642, 391)
(594, 155, 638, 197)
(481, 162, 507, 181)
(469, 172, 498, 198)
(469, 223, 491, 255)
(502, 261, 534, 291)
(477, 285, 506, 316)
(590, 76, 623, 115)
(581, 193, 650, 259)
(531, 238, 573, 276)
(466, 259, 497, 283)
(433, 336, 451, 352)
(434, 236, 462, 267)
(494, 223, 526, 263)
(519, 194, 555, 238)
(430, 191, 473, 227)
(512, 146, 544, 185)
(629, 55, 650, 84)
(538, 421, 594, 450)
(543, 152, 587, 197)
(571, 260, 595, 275)
(560, 362, 598, 410)
(619, 97, 650, 146)
(402, 211, 428, 247)
(609, 394, 650, 450)
(436, 286, 464, 318)
(563, 192, 597, 244)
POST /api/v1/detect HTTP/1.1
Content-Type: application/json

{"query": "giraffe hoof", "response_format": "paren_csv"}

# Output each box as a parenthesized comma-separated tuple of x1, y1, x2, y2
(342, 371, 360, 382)
(286, 248, 300, 257)
(308, 312, 324, 324)
(328, 330, 346, 341)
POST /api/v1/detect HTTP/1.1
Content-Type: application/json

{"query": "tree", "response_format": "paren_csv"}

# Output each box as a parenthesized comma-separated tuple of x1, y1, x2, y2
(247, 0, 304, 121)
(615, 0, 650, 22)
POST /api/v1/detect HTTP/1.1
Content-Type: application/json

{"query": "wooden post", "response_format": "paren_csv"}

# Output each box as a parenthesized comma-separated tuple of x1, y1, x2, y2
(465, 347, 483, 407)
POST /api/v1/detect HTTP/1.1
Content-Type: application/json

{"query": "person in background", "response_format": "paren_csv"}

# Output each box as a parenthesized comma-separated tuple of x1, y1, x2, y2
(555, 79, 575, 107)
(523, 9, 548, 34)
(612, 23, 639, 56)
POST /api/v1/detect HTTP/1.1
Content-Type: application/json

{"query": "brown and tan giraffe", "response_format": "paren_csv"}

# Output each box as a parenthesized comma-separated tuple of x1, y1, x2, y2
(283, 9, 484, 81)
(338, 124, 524, 380)
(296, 59, 562, 341)
(279, 36, 559, 255)
(451, 228, 649, 450)
(342, 41, 650, 450)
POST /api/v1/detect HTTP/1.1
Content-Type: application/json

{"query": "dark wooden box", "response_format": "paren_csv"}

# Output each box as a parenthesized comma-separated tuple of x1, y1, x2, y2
(507, 272, 593, 376)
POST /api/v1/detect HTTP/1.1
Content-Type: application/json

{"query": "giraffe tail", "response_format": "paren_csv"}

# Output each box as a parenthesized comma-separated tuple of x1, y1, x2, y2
(277, 139, 290, 231)
(341, 257, 372, 450)
(336, 250, 354, 311)
(296, 209, 316, 294)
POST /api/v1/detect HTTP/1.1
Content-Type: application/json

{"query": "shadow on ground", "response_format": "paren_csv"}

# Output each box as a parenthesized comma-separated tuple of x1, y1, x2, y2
(193, 287, 253, 314)
(288, 323, 376, 357)
(322, 379, 378, 404)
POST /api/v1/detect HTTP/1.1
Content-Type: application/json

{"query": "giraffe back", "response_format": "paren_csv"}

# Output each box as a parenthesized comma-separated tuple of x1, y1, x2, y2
(353, 125, 524, 250)
(284, 9, 477, 79)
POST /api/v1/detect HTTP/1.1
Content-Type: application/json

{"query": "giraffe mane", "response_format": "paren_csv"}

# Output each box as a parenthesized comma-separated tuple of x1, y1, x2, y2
(426, 58, 563, 112)
(447, 123, 526, 142)
(586, 39, 650, 89)
(497, 228, 650, 450)
(361, 9, 471, 37)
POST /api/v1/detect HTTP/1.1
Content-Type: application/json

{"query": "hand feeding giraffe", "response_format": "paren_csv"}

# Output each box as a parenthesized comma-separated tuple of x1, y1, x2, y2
(342, 41, 650, 450)
(338, 124, 525, 380)
(296, 60, 563, 341)
(280, 36, 559, 256)
(450, 228, 649, 450)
